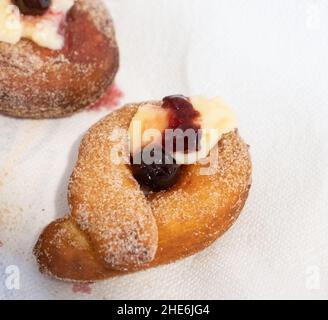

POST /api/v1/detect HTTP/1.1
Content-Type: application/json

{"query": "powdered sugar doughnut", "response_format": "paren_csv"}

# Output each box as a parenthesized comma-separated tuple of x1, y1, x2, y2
(0, 0, 119, 119)
(34, 102, 252, 282)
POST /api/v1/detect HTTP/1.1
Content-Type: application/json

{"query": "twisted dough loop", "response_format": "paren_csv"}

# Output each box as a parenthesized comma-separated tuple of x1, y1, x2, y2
(34, 103, 252, 282)
(68, 106, 158, 270)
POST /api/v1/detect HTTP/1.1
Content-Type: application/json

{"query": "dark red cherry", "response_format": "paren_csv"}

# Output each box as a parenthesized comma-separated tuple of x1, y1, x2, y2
(131, 146, 182, 192)
(13, 0, 51, 16)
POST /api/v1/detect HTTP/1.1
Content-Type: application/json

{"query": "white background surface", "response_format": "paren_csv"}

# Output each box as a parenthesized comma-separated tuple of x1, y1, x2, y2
(1, 0, 328, 299)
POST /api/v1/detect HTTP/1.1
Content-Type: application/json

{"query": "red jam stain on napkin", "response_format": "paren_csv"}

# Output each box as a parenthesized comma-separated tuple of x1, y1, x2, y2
(0, 240, 3, 247)
(88, 83, 124, 111)
(72, 283, 93, 294)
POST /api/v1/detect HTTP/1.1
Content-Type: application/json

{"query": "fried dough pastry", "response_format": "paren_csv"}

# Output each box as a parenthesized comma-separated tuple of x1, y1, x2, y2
(34, 103, 252, 282)
(0, 0, 119, 119)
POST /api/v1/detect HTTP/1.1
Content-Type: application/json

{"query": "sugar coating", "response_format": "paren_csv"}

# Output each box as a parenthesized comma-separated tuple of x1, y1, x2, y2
(68, 105, 158, 270)
(75, 0, 116, 42)
(34, 102, 252, 281)
(150, 129, 252, 226)
(0, 0, 119, 118)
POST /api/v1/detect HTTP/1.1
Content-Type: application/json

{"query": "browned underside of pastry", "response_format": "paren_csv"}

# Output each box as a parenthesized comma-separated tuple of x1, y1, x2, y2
(0, 0, 119, 119)
(34, 103, 252, 282)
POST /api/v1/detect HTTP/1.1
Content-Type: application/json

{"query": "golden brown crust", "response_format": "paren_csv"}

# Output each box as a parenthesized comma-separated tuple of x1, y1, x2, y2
(34, 103, 252, 282)
(0, 0, 119, 119)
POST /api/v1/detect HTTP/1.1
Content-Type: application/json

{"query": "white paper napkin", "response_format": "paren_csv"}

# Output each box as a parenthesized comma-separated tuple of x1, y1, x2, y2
(0, 0, 327, 300)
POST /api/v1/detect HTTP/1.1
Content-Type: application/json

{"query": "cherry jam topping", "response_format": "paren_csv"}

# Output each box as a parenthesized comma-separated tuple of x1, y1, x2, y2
(131, 95, 200, 192)
(162, 95, 201, 153)
(13, 0, 51, 16)
(131, 146, 181, 192)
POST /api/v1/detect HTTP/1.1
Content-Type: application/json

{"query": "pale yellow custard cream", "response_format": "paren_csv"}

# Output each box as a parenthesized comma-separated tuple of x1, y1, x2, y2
(0, 0, 74, 50)
(129, 96, 237, 164)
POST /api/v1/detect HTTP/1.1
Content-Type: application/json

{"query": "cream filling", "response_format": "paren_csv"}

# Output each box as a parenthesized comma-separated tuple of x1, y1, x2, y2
(129, 96, 237, 165)
(174, 96, 237, 164)
(0, 0, 74, 50)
